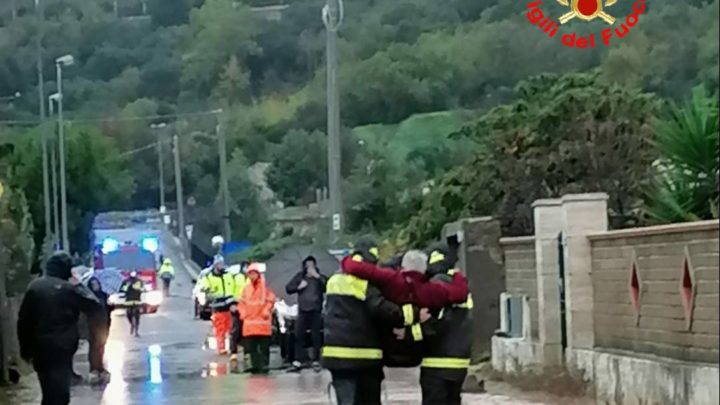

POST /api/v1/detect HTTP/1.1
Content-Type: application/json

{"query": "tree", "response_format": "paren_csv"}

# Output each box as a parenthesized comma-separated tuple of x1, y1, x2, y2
(214, 56, 250, 105)
(645, 86, 719, 222)
(181, 0, 260, 100)
(400, 71, 660, 244)
(266, 129, 327, 206)
(0, 181, 35, 294)
(8, 125, 134, 253)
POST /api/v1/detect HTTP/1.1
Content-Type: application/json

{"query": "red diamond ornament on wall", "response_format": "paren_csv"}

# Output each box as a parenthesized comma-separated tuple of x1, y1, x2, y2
(680, 246, 696, 331)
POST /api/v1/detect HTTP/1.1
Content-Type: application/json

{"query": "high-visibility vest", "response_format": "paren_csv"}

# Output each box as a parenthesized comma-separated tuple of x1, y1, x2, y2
(200, 271, 240, 311)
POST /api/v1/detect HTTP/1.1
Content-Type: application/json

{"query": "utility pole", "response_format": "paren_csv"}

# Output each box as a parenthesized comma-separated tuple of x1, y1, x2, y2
(150, 123, 167, 210)
(323, 0, 344, 245)
(173, 134, 186, 255)
(48, 95, 59, 250)
(216, 115, 231, 243)
(158, 137, 165, 209)
(36, 0, 51, 244)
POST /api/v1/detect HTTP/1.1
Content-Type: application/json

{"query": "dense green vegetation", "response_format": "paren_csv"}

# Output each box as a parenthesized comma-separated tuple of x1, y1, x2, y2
(0, 0, 718, 263)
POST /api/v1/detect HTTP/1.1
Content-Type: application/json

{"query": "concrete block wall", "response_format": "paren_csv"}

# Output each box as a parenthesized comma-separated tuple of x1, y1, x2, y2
(589, 220, 720, 364)
(500, 236, 538, 338)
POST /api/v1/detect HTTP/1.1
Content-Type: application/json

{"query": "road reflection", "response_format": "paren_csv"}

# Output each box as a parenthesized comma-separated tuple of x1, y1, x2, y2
(102, 340, 128, 405)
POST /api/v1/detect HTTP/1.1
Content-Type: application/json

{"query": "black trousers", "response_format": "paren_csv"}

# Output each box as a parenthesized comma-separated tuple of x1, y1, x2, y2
(294, 310, 323, 362)
(420, 371, 465, 405)
(162, 278, 171, 296)
(127, 306, 141, 332)
(331, 368, 383, 405)
(230, 311, 243, 355)
(34, 355, 73, 405)
(245, 336, 270, 374)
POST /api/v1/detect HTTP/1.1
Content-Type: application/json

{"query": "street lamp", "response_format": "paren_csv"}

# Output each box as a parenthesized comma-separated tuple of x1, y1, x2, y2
(56, 54, 73, 252)
(150, 122, 168, 212)
(48, 93, 60, 250)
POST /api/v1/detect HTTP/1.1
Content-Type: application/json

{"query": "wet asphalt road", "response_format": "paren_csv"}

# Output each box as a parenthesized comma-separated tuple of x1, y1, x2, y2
(8, 232, 554, 405)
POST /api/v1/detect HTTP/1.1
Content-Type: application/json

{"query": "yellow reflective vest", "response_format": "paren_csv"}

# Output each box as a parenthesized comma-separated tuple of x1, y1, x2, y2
(199, 270, 241, 311)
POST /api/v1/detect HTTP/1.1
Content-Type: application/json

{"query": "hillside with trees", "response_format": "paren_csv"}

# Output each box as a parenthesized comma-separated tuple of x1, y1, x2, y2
(0, 0, 717, 262)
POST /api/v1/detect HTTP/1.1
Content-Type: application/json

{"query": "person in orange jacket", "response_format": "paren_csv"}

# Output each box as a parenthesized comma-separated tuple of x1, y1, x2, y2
(238, 263, 276, 374)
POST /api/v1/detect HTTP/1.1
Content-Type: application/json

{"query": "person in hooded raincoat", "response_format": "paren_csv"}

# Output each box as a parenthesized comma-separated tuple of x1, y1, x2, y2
(238, 263, 276, 374)
(17, 252, 101, 405)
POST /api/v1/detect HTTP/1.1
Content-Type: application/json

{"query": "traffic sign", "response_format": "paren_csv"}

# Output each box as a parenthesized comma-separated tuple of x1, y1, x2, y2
(332, 214, 341, 231)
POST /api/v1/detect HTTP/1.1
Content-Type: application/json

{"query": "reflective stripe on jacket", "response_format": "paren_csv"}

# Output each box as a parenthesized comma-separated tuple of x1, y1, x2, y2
(238, 277, 275, 337)
(419, 272, 474, 380)
(321, 272, 414, 370)
(200, 271, 240, 311)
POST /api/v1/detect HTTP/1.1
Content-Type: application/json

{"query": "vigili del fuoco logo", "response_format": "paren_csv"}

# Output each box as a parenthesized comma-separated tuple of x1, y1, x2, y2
(526, 0, 647, 48)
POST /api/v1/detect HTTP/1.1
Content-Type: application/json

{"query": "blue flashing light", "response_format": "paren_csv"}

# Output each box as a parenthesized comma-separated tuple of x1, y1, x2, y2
(142, 237, 159, 253)
(101, 238, 120, 254)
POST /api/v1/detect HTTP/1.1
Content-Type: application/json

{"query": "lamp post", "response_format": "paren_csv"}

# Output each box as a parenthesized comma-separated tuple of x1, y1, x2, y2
(150, 123, 167, 211)
(323, 0, 344, 245)
(48, 93, 60, 250)
(56, 54, 73, 252)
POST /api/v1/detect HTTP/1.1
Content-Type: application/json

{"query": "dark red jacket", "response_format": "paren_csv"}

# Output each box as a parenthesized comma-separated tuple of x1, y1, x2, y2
(340, 256, 469, 310)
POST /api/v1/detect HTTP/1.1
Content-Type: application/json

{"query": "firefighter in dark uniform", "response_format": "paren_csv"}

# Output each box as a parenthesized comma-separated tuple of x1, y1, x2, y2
(416, 244, 474, 405)
(120, 271, 145, 337)
(322, 238, 421, 405)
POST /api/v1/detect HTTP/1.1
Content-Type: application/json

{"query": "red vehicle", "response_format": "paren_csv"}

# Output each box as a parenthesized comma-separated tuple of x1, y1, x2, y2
(93, 228, 164, 313)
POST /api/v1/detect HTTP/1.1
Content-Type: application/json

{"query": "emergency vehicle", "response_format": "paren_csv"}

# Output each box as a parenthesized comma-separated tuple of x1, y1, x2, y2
(91, 211, 165, 313)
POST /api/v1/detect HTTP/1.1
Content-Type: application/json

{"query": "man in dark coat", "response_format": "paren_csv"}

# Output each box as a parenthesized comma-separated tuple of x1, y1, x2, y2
(285, 255, 328, 372)
(17, 252, 101, 405)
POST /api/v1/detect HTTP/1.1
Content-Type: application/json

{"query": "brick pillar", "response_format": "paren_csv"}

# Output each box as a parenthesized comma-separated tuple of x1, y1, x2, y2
(443, 217, 504, 362)
(561, 193, 608, 369)
(532, 198, 564, 366)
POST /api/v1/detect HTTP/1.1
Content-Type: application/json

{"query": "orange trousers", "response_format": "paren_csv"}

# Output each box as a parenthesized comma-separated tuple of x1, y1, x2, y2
(211, 311, 232, 353)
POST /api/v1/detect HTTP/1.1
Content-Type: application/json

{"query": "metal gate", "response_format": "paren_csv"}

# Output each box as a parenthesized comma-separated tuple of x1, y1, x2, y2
(557, 232, 568, 351)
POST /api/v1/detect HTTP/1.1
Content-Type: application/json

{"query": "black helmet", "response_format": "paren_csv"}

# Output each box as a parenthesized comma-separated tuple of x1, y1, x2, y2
(380, 253, 404, 271)
(45, 251, 74, 280)
(426, 243, 456, 277)
(352, 236, 380, 264)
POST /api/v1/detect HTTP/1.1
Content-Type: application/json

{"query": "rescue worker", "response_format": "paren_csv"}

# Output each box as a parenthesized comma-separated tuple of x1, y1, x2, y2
(199, 256, 242, 359)
(231, 262, 249, 370)
(285, 255, 328, 372)
(120, 271, 145, 337)
(158, 258, 175, 297)
(238, 263, 276, 374)
(322, 238, 428, 405)
(17, 252, 101, 405)
(416, 244, 474, 405)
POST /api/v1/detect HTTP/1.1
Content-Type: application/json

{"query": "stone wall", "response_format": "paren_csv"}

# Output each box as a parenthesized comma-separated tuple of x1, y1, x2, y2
(500, 236, 538, 338)
(590, 221, 720, 364)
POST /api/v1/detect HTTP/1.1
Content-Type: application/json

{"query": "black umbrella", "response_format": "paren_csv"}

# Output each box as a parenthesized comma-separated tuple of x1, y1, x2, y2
(264, 244, 340, 306)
